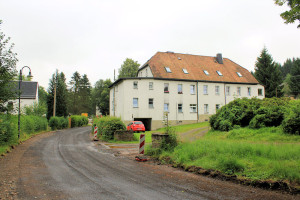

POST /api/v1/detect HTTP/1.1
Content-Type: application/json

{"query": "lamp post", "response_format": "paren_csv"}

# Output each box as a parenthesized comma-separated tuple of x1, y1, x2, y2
(18, 66, 33, 139)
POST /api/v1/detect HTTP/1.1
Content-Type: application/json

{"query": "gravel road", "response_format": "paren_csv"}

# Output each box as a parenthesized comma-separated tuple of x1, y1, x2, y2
(0, 127, 298, 200)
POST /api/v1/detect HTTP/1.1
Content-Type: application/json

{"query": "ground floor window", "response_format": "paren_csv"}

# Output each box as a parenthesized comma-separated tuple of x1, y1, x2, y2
(149, 98, 154, 108)
(164, 103, 169, 112)
(190, 104, 197, 113)
(204, 104, 209, 114)
(133, 98, 138, 108)
(178, 104, 183, 112)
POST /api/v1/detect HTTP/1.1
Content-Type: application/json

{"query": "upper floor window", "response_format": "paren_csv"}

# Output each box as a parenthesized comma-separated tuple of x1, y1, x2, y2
(226, 86, 230, 96)
(258, 88, 263, 96)
(164, 83, 169, 93)
(149, 98, 154, 108)
(203, 70, 209, 75)
(182, 68, 188, 74)
(190, 104, 197, 113)
(215, 86, 220, 95)
(178, 84, 183, 94)
(133, 81, 138, 89)
(178, 104, 183, 113)
(164, 103, 169, 112)
(133, 98, 138, 108)
(236, 72, 242, 77)
(203, 85, 208, 95)
(216, 71, 223, 76)
(237, 87, 241, 96)
(247, 87, 251, 96)
(190, 85, 195, 94)
(149, 82, 153, 90)
(165, 67, 172, 73)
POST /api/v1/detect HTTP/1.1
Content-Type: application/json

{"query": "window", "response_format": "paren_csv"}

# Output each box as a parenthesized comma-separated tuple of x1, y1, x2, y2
(237, 87, 241, 96)
(204, 104, 209, 114)
(178, 84, 183, 94)
(215, 86, 220, 95)
(216, 104, 220, 111)
(226, 86, 230, 96)
(178, 104, 183, 113)
(164, 83, 169, 93)
(182, 68, 188, 74)
(190, 85, 195, 94)
(149, 98, 154, 108)
(165, 67, 172, 73)
(164, 103, 169, 112)
(236, 72, 242, 77)
(258, 88, 263, 96)
(203, 85, 208, 95)
(190, 104, 197, 113)
(133, 81, 138, 89)
(149, 82, 153, 90)
(216, 71, 223, 76)
(247, 87, 251, 96)
(203, 70, 209, 75)
(133, 98, 138, 108)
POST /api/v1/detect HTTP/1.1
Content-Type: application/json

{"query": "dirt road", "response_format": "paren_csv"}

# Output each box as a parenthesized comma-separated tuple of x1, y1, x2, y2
(0, 127, 298, 200)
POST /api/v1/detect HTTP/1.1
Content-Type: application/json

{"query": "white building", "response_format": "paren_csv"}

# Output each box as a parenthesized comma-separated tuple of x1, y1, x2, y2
(109, 52, 264, 130)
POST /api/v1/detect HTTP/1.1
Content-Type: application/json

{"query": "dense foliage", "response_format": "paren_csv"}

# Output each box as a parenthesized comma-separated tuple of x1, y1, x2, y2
(275, 0, 300, 28)
(70, 115, 88, 128)
(49, 116, 68, 130)
(0, 114, 47, 145)
(0, 20, 18, 112)
(93, 116, 126, 141)
(118, 58, 140, 79)
(210, 98, 299, 135)
(92, 79, 112, 116)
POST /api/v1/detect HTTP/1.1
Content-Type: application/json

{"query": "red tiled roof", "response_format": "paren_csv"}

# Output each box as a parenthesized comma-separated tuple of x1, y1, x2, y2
(141, 52, 259, 84)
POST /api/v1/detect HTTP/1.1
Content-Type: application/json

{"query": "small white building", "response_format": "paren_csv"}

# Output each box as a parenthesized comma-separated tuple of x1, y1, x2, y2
(8, 81, 39, 114)
(109, 52, 264, 130)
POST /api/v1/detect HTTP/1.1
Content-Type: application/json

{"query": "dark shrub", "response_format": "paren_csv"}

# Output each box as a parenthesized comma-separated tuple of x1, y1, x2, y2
(93, 116, 126, 141)
(282, 100, 300, 135)
(0, 115, 14, 145)
(49, 117, 59, 130)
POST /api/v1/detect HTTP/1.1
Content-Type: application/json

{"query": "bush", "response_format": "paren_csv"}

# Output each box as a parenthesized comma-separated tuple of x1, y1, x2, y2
(282, 100, 300, 135)
(49, 117, 68, 130)
(0, 114, 15, 145)
(70, 115, 88, 128)
(93, 116, 126, 141)
(160, 126, 178, 152)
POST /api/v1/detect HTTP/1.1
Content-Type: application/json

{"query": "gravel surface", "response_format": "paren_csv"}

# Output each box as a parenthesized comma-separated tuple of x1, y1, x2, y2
(0, 127, 298, 200)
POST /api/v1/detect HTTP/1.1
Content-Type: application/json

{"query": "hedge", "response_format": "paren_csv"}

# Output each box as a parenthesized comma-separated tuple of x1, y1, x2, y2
(93, 116, 126, 141)
(70, 115, 88, 128)
(49, 116, 68, 130)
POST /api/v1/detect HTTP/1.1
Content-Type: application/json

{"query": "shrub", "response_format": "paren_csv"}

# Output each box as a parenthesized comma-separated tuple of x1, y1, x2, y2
(282, 100, 300, 135)
(49, 117, 68, 130)
(70, 115, 88, 128)
(93, 116, 126, 141)
(160, 126, 178, 152)
(49, 117, 59, 130)
(0, 114, 15, 145)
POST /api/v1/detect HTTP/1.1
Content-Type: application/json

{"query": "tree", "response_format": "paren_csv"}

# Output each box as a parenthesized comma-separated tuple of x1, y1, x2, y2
(254, 47, 284, 98)
(46, 71, 68, 119)
(0, 20, 18, 112)
(78, 74, 92, 115)
(93, 79, 112, 116)
(118, 58, 140, 79)
(288, 58, 300, 98)
(280, 58, 294, 78)
(38, 86, 48, 106)
(275, 0, 300, 28)
(68, 71, 81, 115)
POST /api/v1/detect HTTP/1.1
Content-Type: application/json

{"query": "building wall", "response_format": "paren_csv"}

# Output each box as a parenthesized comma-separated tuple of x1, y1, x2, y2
(110, 79, 265, 130)
(137, 66, 153, 78)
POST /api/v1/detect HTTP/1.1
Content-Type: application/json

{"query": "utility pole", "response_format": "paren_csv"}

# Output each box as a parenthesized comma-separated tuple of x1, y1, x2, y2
(53, 69, 58, 117)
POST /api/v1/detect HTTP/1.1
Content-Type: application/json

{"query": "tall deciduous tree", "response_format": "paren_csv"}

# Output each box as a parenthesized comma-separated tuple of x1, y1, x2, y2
(0, 20, 18, 112)
(118, 58, 140, 79)
(93, 79, 112, 116)
(275, 0, 300, 28)
(46, 71, 68, 119)
(254, 47, 284, 98)
(288, 58, 300, 98)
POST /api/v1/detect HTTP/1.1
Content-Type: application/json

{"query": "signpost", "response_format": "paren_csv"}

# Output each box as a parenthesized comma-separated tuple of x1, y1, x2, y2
(93, 126, 98, 141)
(139, 134, 145, 154)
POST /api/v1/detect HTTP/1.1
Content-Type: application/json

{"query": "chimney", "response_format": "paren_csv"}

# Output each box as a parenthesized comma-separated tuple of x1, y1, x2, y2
(216, 53, 223, 64)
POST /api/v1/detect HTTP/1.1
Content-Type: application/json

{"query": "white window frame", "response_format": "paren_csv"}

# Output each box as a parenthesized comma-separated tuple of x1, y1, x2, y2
(178, 104, 183, 113)
(204, 104, 209, 114)
(164, 103, 169, 112)
(178, 84, 183, 94)
(236, 72, 242, 77)
(149, 98, 154, 108)
(226, 86, 230, 96)
(216, 104, 220, 111)
(237, 87, 241, 96)
(182, 68, 188, 74)
(149, 82, 153, 90)
(216, 71, 223, 76)
(215, 86, 220, 95)
(133, 81, 138, 89)
(190, 104, 197, 113)
(164, 83, 169, 93)
(165, 67, 172, 73)
(248, 87, 251, 96)
(133, 98, 138, 108)
(203, 70, 209, 75)
(190, 85, 195, 94)
(258, 88, 263, 96)
(203, 85, 208, 95)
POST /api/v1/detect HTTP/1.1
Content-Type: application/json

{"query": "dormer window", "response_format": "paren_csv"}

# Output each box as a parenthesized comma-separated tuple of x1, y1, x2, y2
(165, 67, 172, 73)
(182, 68, 188, 74)
(216, 71, 223, 76)
(203, 70, 209, 75)
(236, 72, 242, 77)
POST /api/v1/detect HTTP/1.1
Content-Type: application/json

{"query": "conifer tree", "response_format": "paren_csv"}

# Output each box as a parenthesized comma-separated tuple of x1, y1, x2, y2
(288, 58, 300, 98)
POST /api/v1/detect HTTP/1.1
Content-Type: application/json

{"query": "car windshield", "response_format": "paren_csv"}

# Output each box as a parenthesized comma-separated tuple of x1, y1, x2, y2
(134, 122, 143, 124)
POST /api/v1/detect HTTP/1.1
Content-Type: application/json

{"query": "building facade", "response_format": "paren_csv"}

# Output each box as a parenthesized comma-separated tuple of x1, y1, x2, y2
(110, 52, 264, 130)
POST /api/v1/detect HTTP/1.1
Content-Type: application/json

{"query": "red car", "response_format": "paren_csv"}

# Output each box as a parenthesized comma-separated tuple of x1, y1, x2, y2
(127, 121, 145, 132)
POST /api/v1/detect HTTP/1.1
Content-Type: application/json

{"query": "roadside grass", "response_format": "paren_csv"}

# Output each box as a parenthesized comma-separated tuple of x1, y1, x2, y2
(156, 126, 300, 184)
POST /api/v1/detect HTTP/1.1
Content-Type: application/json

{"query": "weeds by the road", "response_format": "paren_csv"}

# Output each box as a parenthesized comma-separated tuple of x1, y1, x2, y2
(154, 126, 300, 184)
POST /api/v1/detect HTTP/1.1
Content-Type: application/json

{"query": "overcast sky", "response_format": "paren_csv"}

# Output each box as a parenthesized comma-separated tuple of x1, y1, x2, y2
(1, 0, 299, 89)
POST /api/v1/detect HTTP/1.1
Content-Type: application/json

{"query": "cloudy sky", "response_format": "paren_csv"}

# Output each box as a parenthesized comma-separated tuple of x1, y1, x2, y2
(1, 0, 299, 89)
